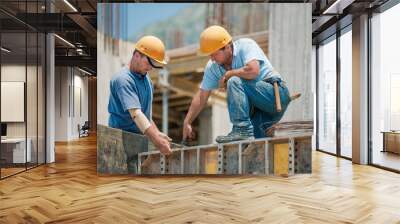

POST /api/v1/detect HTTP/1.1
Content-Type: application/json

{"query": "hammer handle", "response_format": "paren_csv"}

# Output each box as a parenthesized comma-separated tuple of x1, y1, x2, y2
(273, 82, 282, 112)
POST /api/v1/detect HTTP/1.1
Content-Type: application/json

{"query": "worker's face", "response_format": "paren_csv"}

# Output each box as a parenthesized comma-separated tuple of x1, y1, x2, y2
(210, 45, 231, 65)
(133, 51, 153, 74)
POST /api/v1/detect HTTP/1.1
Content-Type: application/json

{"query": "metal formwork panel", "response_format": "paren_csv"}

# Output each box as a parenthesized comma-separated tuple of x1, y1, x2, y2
(199, 146, 218, 174)
(223, 143, 240, 174)
(165, 151, 181, 174)
(241, 141, 266, 175)
(294, 137, 312, 173)
(183, 148, 197, 174)
(140, 154, 161, 175)
(137, 134, 312, 176)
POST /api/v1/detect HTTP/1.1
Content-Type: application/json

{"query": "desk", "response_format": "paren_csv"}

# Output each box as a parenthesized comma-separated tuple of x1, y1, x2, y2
(1, 138, 31, 163)
(382, 131, 400, 154)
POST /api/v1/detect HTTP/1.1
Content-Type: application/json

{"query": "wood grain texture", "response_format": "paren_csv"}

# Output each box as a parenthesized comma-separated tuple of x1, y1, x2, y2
(1, 135, 400, 223)
(273, 143, 289, 176)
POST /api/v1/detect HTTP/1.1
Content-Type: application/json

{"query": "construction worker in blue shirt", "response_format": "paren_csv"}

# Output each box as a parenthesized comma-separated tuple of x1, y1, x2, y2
(183, 25, 293, 143)
(108, 36, 172, 155)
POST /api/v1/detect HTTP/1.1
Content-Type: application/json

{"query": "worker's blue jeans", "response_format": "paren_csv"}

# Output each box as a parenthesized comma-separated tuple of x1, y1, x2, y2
(226, 76, 291, 138)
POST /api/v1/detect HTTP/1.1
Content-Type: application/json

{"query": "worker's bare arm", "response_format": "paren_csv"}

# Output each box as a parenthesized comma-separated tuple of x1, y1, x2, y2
(129, 109, 171, 155)
(226, 59, 260, 80)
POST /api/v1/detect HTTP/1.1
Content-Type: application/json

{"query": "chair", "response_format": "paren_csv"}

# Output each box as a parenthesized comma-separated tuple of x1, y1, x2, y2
(78, 121, 90, 138)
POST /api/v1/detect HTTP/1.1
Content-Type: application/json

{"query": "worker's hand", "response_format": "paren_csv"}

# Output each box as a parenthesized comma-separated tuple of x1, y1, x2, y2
(182, 121, 195, 142)
(158, 132, 172, 142)
(154, 132, 172, 155)
(219, 75, 227, 91)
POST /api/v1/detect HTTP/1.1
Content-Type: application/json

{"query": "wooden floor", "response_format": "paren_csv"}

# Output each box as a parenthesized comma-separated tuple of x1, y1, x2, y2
(1, 135, 400, 223)
(373, 150, 400, 171)
(1, 167, 26, 178)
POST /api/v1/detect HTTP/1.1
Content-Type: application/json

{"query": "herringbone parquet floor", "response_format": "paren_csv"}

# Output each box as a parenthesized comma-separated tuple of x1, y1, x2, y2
(1, 135, 400, 224)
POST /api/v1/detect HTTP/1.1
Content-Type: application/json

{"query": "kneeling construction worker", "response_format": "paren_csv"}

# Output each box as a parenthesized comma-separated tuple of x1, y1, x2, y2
(183, 25, 295, 143)
(108, 36, 172, 155)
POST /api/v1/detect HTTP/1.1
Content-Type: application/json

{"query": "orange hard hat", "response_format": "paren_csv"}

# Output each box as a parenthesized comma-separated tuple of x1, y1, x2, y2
(134, 35, 167, 65)
(198, 25, 232, 55)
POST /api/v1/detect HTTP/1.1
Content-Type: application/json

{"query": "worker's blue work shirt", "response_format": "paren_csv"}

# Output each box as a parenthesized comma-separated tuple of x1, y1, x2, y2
(108, 67, 153, 134)
(200, 38, 281, 91)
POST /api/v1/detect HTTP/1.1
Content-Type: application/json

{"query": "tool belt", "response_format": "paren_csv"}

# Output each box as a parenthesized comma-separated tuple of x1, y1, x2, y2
(263, 69, 286, 87)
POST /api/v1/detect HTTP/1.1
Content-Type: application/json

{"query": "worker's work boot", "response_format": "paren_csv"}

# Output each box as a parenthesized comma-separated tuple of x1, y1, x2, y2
(215, 128, 254, 143)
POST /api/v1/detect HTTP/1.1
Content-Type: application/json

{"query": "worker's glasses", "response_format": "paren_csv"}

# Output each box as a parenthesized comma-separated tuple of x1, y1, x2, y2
(146, 56, 164, 69)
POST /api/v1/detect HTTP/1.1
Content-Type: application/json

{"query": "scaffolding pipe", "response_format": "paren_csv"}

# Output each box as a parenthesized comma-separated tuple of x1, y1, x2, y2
(159, 69, 169, 135)
(162, 88, 168, 134)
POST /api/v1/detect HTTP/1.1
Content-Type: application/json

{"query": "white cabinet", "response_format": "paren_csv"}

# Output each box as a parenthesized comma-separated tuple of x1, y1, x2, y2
(1, 138, 32, 163)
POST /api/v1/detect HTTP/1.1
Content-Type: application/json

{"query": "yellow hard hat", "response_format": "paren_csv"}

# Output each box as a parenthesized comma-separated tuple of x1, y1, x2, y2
(134, 35, 167, 65)
(198, 25, 232, 55)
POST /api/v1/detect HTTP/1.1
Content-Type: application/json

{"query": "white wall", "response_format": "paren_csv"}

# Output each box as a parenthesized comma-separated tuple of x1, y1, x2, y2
(1, 65, 33, 138)
(54, 67, 89, 141)
(55, 67, 68, 141)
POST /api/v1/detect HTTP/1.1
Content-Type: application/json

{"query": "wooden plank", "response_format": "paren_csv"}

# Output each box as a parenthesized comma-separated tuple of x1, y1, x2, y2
(266, 120, 313, 137)
(273, 143, 289, 176)
(8, 134, 400, 223)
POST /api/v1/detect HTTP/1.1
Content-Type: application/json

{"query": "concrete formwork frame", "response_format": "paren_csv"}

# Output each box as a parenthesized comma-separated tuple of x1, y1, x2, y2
(138, 135, 312, 176)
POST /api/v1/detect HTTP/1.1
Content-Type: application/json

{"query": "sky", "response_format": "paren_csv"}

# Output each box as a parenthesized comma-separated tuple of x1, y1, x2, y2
(127, 3, 192, 40)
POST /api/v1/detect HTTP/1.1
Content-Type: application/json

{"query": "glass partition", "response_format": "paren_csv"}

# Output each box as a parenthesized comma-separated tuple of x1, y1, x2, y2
(317, 36, 337, 155)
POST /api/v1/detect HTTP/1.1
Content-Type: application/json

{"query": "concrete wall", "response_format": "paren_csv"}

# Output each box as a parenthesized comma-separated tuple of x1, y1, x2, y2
(211, 100, 232, 143)
(197, 100, 232, 145)
(268, 3, 313, 122)
(97, 32, 132, 126)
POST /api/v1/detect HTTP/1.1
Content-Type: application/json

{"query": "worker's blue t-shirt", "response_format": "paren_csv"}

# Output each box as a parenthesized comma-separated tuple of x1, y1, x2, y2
(200, 38, 281, 91)
(108, 67, 153, 134)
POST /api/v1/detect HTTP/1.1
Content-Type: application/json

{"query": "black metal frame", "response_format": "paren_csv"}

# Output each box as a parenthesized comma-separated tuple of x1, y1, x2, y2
(367, 10, 373, 166)
(336, 21, 341, 157)
(0, 0, 47, 180)
(315, 18, 354, 162)
(315, 0, 400, 171)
